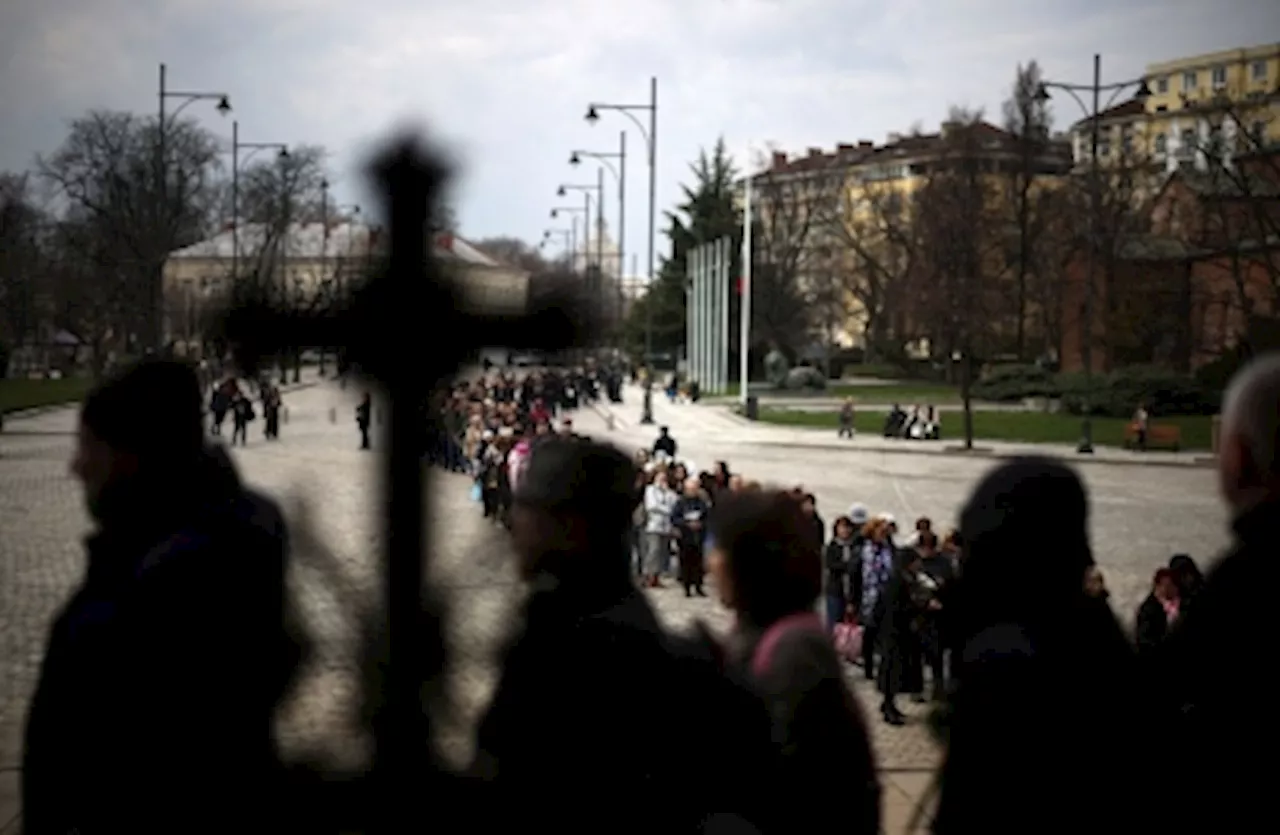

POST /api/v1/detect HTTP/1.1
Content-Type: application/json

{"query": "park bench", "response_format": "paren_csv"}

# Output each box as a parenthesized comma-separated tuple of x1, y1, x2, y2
(1124, 422, 1181, 452)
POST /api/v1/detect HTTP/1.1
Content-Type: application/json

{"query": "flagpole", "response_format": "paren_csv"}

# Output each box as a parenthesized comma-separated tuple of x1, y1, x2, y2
(740, 157, 753, 410)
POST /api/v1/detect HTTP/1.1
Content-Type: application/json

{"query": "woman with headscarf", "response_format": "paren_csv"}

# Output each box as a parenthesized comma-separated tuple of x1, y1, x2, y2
(931, 457, 1154, 834)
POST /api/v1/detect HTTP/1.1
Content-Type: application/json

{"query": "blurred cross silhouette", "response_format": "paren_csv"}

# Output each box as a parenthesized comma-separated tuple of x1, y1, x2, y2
(219, 134, 595, 830)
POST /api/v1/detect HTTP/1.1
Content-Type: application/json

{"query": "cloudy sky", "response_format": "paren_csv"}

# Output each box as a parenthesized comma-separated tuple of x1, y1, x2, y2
(2, 0, 1276, 270)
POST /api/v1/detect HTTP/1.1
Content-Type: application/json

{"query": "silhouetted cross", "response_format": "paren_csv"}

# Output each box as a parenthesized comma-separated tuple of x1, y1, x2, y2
(220, 134, 594, 829)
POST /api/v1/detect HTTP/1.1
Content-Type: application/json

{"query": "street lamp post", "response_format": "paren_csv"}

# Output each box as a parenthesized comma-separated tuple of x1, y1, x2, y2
(586, 77, 657, 370)
(541, 228, 573, 266)
(571, 131, 627, 342)
(558, 181, 604, 346)
(157, 62, 231, 352)
(1036, 56, 1150, 454)
(550, 205, 588, 272)
(229, 122, 289, 283)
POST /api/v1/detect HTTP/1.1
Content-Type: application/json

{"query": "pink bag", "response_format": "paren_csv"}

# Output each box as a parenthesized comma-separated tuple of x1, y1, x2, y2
(832, 621, 864, 664)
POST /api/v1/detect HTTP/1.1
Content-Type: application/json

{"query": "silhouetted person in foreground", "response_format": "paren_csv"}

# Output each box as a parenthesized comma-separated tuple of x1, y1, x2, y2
(1150, 353, 1280, 831)
(470, 439, 774, 832)
(23, 359, 296, 834)
(708, 489, 880, 834)
(932, 457, 1151, 834)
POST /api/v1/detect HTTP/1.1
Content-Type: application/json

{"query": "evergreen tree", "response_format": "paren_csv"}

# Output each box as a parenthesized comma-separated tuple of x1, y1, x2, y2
(626, 137, 741, 362)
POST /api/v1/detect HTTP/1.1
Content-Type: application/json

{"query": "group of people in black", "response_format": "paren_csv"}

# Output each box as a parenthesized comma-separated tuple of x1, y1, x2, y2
(206, 374, 283, 445)
(18, 351, 1280, 833)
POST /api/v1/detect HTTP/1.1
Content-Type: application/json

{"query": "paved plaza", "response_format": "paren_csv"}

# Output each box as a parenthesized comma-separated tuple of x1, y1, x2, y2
(0, 375, 1230, 832)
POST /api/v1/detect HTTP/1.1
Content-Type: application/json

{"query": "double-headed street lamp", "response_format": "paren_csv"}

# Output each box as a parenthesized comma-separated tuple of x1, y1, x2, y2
(156, 63, 231, 350)
(229, 122, 289, 281)
(550, 205, 587, 272)
(1036, 56, 1150, 454)
(586, 77, 657, 366)
(571, 131, 627, 335)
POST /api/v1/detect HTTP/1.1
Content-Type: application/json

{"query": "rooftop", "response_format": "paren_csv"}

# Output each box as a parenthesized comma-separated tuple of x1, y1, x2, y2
(168, 222, 506, 269)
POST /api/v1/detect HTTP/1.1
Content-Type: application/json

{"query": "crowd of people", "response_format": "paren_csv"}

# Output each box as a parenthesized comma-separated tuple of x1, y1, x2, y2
(17, 349, 1280, 833)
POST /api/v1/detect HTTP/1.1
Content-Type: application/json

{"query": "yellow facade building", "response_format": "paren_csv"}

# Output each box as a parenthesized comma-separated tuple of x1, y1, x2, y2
(1069, 42, 1280, 173)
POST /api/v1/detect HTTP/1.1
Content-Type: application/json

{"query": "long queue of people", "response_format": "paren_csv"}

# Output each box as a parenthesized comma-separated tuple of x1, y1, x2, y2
(21, 353, 1279, 832)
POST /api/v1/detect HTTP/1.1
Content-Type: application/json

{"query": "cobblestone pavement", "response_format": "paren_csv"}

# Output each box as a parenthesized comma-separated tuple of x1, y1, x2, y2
(0, 381, 940, 795)
(582, 383, 1230, 624)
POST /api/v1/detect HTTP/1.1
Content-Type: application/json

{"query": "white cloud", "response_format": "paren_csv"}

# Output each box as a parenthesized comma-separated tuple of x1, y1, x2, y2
(1, 0, 1277, 268)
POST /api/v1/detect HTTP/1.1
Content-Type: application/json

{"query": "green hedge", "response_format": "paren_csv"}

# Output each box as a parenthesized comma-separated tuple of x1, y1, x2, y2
(971, 364, 1061, 402)
(970, 363, 1221, 418)
(1058, 366, 1220, 418)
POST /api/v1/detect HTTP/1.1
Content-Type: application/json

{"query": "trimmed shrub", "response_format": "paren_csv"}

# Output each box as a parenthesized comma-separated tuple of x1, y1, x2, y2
(1059, 365, 1219, 418)
(971, 363, 1061, 402)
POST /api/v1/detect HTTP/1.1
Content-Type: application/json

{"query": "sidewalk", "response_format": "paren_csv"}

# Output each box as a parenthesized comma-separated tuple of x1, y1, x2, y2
(597, 385, 1212, 469)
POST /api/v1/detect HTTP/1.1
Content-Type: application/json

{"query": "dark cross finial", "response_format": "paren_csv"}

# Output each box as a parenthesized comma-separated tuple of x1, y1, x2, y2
(217, 131, 600, 828)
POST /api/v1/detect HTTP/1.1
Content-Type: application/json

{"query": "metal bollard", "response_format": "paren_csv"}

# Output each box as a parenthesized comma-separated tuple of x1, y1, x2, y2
(329, 407, 337, 424)
(606, 412, 616, 431)
(282, 407, 289, 425)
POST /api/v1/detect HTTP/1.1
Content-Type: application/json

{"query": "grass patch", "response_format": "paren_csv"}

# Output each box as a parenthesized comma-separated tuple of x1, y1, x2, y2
(756, 408, 1213, 451)
(0, 376, 95, 415)
(720, 381, 960, 403)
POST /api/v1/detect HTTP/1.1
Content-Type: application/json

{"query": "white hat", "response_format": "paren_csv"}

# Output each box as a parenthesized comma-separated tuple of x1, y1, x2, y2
(848, 503, 869, 525)
(482, 429, 494, 440)
(877, 511, 897, 526)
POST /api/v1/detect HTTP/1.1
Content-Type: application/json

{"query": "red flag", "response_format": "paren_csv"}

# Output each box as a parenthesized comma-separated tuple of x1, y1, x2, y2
(735, 276, 743, 295)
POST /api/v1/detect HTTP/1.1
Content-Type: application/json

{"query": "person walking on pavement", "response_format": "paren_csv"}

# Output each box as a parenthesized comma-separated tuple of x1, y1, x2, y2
(22, 358, 298, 834)
(262, 383, 282, 440)
(838, 397, 855, 439)
(230, 389, 254, 447)
(356, 392, 373, 450)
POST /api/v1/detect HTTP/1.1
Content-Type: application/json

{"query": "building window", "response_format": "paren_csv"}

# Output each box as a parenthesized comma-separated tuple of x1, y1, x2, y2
(1252, 121, 1268, 145)
(1253, 60, 1268, 81)
(1121, 127, 1134, 155)
(1156, 76, 1169, 94)
(1182, 70, 1198, 91)
(1180, 128, 1197, 156)
(1207, 126, 1223, 156)
(1154, 133, 1168, 155)
(1211, 65, 1226, 87)
(1097, 139, 1111, 158)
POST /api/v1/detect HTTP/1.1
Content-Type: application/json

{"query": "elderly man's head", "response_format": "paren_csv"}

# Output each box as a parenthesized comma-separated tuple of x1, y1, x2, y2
(1219, 353, 1280, 513)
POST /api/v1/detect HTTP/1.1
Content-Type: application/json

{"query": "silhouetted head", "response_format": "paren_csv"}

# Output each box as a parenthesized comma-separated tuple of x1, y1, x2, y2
(958, 457, 1093, 623)
(75, 358, 205, 522)
(708, 490, 822, 628)
(510, 439, 637, 584)
(1218, 352, 1280, 514)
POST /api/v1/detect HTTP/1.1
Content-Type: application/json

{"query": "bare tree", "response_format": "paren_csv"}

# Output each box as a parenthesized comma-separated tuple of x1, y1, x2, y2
(812, 150, 922, 361)
(0, 173, 48, 357)
(749, 149, 828, 359)
(912, 108, 1006, 447)
(37, 111, 224, 351)
(1002, 60, 1056, 360)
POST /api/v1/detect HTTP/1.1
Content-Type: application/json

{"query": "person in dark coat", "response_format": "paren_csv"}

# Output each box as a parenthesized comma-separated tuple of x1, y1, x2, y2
(22, 359, 298, 834)
(1134, 567, 1180, 656)
(669, 475, 710, 597)
(875, 547, 928, 725)
(356, 392, 372, 450)
(652, 425, 677, 458)
(932, 457, 1154, 835)
(1167, 553, 1203, 614)
(469, 439, 775, 831)
(823, 516, 858, 628)
(1147, 355, 1280, 832)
